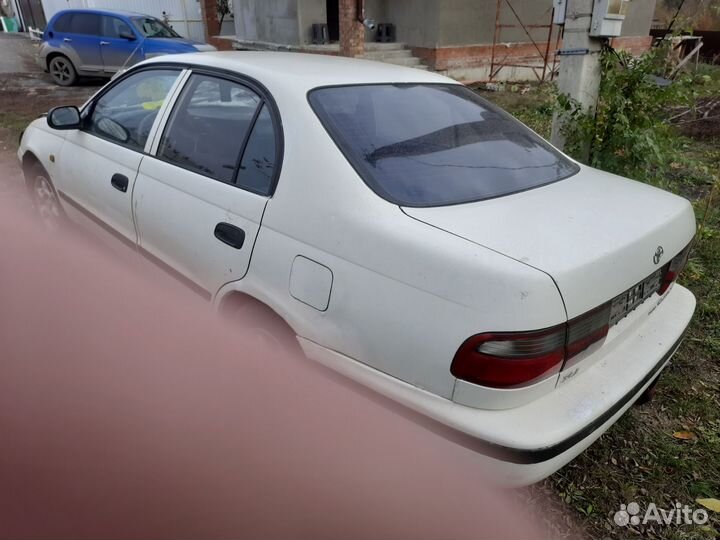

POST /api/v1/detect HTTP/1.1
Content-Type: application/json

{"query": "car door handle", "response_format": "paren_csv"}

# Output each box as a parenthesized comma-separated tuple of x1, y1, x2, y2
(63, 37, 72, 42)
(214, 222, 245, 250)
(111, 173, 129, 193)
(100, 41, 110, 45)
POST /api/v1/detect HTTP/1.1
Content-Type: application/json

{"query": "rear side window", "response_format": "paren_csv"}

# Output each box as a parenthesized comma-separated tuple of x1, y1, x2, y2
(159, 74, 263, 184)
(53, 13, 72, 32)
(309, 84, 579, 207)
(237, 104, 277, 194)
(70, 13, 101, 35)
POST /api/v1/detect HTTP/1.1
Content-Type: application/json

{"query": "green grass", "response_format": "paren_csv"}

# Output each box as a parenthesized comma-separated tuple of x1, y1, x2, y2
(478, 74, 720, 539)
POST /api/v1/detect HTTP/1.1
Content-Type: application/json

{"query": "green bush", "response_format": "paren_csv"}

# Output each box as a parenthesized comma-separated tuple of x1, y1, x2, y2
(557, 45, 695, 184)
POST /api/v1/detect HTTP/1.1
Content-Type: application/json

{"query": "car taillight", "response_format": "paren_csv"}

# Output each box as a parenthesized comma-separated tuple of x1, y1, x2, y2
(451, 303, 611, 389)
(658, 243, 692, 295)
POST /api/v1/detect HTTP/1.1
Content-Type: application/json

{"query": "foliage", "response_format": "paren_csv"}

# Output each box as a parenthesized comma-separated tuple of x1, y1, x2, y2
(216, 0, 232, 26)
(556, 45, 698, 185)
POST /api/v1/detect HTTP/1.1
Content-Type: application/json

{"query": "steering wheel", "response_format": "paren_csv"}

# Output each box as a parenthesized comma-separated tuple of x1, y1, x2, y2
(137, 111, 159, 147)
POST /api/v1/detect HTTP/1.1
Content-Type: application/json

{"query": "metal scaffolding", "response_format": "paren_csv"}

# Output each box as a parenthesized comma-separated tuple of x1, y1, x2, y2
(489, 0, 563, 82)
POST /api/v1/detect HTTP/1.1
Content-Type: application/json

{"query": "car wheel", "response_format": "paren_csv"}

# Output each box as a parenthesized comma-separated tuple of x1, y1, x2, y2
(29, 167, 65, 231)
(49, 55, 77, 86)
(226, 297, 301, 358)
(635, 377, 660, 405)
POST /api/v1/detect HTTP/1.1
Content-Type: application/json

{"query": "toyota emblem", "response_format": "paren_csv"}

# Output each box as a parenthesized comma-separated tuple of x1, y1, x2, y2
(653, 246, 664, 265)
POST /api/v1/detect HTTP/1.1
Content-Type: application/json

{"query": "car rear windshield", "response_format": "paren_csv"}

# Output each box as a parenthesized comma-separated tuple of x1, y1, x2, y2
(308, 84, 579, 207)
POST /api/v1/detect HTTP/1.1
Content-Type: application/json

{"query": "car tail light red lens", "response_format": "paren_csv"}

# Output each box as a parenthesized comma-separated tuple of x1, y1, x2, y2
(658, 243, 692, 295)
(565, 302, 610, 360)
(452, 242, 694, 389)
(451, 326, 566, 389)
(451, 304, 611, 389)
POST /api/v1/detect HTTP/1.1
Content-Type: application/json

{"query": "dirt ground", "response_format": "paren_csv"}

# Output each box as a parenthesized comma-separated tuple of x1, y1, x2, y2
(0, 34, 100, 207)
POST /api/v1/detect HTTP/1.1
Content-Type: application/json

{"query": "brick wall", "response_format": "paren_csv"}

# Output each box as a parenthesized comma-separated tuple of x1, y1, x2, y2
(199, 0, 234, 51)
(412, 35, 654, 72)
(339, 0, 364, 57)
(609, 35, 654, 55)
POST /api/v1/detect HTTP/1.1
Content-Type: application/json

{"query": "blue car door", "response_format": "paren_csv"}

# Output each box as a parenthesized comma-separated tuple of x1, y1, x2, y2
(65, 12, 103, 73)
(99, 15, 142, 73)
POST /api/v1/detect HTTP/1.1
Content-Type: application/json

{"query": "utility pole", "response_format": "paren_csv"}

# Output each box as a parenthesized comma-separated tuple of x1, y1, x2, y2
(550, 0, 604, 159)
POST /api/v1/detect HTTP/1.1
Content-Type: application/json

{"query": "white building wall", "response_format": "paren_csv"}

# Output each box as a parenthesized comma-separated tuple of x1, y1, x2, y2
(39, 0, 221, 41)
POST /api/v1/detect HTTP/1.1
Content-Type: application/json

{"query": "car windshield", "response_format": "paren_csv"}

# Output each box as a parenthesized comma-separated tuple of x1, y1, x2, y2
(309, 84, 579, 207)
(132, 17, 181, 38)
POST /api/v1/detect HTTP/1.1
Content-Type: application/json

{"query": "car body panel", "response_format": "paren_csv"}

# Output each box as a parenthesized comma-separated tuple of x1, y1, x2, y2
(17, 52, 697, 484)
(299, 284, 694, 485)
(402, 167, 697, 318)
(133, 156, 268, 295)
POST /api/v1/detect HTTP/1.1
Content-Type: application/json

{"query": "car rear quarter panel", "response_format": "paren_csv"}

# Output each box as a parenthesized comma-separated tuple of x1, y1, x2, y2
(231, 88, 567, 400)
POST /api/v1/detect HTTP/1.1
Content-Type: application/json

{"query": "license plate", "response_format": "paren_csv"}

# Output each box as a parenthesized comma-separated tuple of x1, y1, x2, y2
(609, 269, 662, 327)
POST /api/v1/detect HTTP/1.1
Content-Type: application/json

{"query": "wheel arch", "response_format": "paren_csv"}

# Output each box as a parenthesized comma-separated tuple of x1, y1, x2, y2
(46, 51, 73, 70)
(213, 283, 299, 336)
(21, 151, 45, 191)
(217, 289, 297, 334)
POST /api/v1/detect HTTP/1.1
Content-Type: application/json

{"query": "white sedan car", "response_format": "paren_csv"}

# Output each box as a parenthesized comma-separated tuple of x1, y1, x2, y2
(18, 52, 696, 485)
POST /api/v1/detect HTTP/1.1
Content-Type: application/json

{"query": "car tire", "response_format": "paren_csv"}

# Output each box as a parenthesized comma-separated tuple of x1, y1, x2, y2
(225, 296, 302, 358)
(28, 165, 66, 231)
(48, 55, 78, 86)
(635, 377, 660, 405)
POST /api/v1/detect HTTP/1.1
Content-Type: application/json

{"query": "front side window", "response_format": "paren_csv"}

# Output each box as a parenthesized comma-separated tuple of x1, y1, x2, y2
(69, 13, 101, 35)
(309, 84, 579, 207)
(102, 16, 134, 39)
(131, 17, 180, 38)
(87, 69, 180, 151)
(159, 74, 269, 185)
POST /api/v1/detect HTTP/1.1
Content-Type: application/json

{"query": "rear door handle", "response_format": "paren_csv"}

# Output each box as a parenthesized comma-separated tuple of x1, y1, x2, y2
(111, 173, 129, 193)
(214, 222, 245, 250)
(100, 41, 110, 45)
(63, 37, 72, 42)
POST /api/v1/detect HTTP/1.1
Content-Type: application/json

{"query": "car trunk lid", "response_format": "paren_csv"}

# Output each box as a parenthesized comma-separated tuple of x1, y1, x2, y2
(402, 166, 696, 318)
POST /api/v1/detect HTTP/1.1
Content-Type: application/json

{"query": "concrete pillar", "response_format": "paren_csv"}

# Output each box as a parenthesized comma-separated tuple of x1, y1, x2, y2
(550, 0, 603, 158)
(339, 0, 365, 57)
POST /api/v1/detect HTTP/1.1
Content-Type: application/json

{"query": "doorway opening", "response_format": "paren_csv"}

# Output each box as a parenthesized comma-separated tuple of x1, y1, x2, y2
(16, 0, 47, 30)
(326, 0, 339, 42)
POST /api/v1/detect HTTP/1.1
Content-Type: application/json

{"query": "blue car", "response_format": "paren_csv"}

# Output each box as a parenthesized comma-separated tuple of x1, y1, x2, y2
(38, 9, 216, 86)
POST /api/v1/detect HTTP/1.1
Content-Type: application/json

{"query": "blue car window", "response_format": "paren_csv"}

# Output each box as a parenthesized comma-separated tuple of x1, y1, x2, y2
(102, 16, 134, 39)
(131, 17, 180, 38)
(69, 13, 101, 35)
(53, 13, 72, 32)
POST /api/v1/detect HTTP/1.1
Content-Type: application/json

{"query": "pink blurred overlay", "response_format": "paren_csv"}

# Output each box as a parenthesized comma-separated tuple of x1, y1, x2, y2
(0, 198, 561, 540)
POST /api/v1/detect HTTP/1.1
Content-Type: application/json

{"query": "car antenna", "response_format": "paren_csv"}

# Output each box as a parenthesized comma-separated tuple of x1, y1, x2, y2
(117, 34, 148, 78)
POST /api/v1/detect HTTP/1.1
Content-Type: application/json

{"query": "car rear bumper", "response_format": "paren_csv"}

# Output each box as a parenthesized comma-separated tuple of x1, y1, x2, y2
(299, 284, 695, 486)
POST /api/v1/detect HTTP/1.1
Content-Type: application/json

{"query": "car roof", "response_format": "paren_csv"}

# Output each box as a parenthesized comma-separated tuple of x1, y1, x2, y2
(54, 8, 148, 18)
(142, 51, 456, 92)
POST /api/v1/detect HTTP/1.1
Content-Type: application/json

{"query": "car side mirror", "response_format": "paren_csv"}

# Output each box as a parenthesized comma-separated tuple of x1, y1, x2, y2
(47, 106, 81, 130)
(119, 30, 136, 40)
